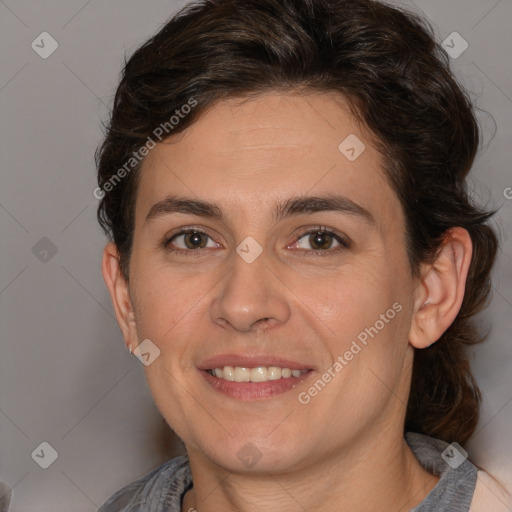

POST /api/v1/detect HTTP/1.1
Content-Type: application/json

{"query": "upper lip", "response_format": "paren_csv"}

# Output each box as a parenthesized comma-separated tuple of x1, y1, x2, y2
(197, 354, 313, 371)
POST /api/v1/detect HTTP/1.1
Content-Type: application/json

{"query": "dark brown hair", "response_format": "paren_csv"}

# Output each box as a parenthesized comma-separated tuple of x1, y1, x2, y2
(96, 0, 498, 444)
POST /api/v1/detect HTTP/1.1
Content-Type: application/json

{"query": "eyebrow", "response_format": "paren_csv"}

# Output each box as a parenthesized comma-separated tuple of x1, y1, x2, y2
(145, 194, 375, 226)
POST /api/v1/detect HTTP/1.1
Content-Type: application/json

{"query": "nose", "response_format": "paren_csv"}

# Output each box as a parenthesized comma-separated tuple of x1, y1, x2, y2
(210, 248, 291, 333)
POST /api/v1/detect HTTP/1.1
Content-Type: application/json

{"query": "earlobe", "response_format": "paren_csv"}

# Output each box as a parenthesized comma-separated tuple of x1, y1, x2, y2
(409, 227, 473, 349)
(101, 242, 139, 348)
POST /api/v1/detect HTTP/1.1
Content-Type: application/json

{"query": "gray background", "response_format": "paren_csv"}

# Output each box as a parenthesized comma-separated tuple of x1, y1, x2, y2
(1, 0, 511, 510)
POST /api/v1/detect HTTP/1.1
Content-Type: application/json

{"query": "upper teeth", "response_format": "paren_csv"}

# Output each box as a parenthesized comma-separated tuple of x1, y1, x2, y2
(209, 366, 306, 382)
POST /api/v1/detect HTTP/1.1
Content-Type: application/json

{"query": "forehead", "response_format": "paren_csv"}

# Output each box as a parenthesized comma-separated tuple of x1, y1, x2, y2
(135, 92, 402, 230)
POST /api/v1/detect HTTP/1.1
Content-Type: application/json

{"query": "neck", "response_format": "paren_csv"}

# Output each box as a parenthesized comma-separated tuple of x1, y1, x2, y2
(182, 431, 439, 512)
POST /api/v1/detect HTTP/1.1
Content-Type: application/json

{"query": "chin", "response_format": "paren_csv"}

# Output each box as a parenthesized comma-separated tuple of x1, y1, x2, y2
(198, 437, 306, 475)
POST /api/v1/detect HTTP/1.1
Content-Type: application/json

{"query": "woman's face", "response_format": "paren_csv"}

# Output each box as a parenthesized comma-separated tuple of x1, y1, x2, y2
(125, 92, 419, 473)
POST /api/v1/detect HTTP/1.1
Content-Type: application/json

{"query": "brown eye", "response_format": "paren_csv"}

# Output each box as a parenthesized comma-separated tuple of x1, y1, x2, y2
(166, 229, 218, 251)
(308, 231, 336, 250)
(182, 231, 208, 249)
(292, 227, 349, 254)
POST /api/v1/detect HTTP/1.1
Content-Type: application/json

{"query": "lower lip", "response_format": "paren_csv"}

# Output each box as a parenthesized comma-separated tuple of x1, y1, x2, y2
(200, 370, 313, 400)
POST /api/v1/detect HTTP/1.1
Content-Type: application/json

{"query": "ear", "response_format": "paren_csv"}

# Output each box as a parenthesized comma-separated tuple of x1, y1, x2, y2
(409, 227, 473, 349)
(102, 242, 138, 349)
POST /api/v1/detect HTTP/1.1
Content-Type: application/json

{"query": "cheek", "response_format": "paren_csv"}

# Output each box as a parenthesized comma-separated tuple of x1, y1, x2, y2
(130, 266, 206, 351)
(309, 261, 412, 386)
(309, 263, 401, 335)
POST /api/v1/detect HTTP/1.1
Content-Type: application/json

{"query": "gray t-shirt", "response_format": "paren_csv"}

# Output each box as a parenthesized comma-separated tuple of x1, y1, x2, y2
(98, 432, 477, 511)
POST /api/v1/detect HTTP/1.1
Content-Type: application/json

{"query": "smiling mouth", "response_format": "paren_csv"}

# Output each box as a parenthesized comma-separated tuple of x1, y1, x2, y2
(206, 366, 309, 382)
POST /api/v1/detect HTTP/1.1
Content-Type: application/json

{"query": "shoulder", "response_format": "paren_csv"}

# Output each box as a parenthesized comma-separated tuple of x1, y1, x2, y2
(406, 432, 477, 511)
(98, 455, 192, 512)
(470, 469, 512, 512)
(405, 432, 512, 512)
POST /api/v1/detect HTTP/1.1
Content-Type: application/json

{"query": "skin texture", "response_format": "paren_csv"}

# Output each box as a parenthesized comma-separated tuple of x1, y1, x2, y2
(102, 92, 473, 511)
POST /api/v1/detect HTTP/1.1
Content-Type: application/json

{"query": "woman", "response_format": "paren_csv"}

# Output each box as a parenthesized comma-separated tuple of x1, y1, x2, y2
(95, 0, 510, 510)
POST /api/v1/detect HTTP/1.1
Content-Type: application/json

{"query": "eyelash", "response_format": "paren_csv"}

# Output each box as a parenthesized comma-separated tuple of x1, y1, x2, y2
(162, 225, 351, 258)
